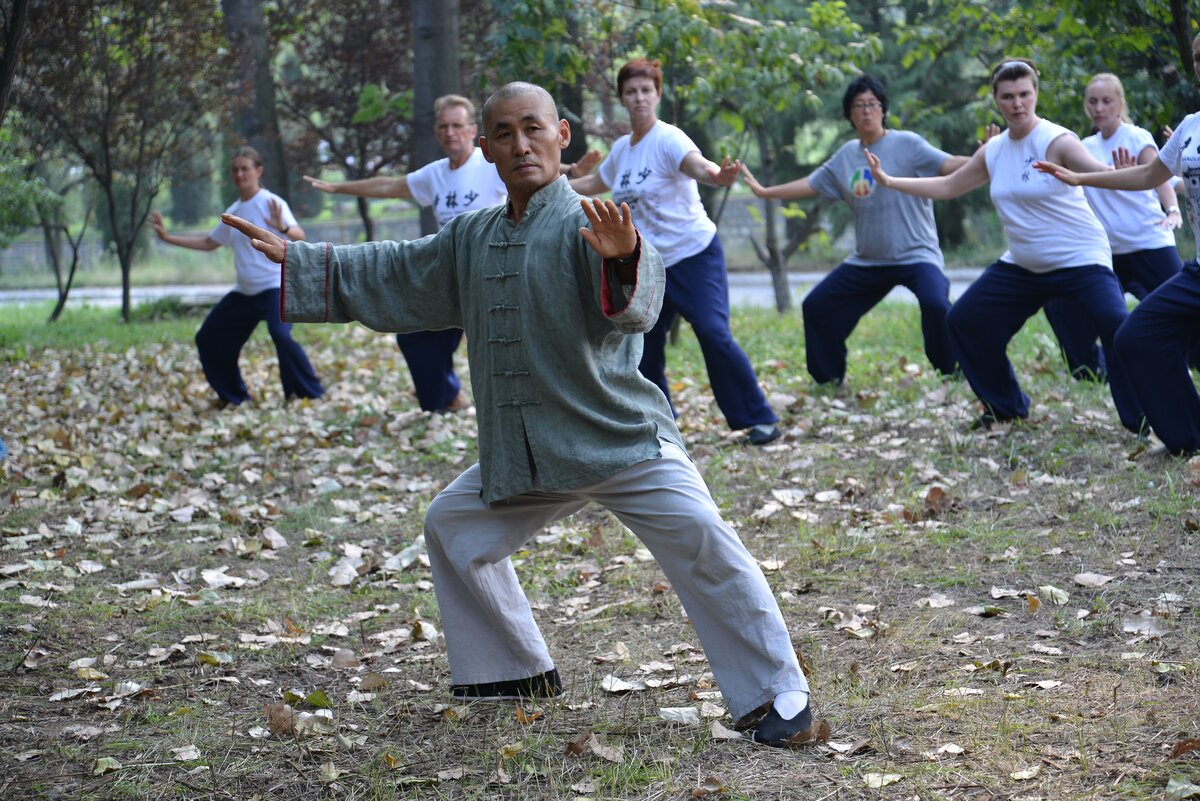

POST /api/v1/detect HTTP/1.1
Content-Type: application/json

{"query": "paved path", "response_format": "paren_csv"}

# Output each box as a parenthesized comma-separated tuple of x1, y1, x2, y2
(0, 269, 986, 311)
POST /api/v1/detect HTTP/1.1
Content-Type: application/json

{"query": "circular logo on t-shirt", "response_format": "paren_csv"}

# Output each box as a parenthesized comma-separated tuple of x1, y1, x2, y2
(851, 168, 875, 197)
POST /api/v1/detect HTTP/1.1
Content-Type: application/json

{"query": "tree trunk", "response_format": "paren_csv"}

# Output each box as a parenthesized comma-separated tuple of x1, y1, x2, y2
(755, 126, 790, 313)
(1169, 0, 1194, 89)
(0, 0, 31, 128)
(411, 0, 460, 237)
(221, 0, 290, 202)
(356, 195, 374, 243)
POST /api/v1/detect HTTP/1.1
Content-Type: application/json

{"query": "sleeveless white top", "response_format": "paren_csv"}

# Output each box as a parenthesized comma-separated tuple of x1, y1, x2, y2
(985, 118, 1111, 272)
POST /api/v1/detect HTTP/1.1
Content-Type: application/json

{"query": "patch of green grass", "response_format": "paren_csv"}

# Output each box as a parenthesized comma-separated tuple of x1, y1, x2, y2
(0, 302, 199, 354)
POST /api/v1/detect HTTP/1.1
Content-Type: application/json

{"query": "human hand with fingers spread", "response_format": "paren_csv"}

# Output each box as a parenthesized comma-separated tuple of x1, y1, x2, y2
(578, 198, 637, 261)
(220, 213, 287, 264)
(863, 148, 893, 187)
(149, 211, 168, 240)
(712, 155, 741, 187)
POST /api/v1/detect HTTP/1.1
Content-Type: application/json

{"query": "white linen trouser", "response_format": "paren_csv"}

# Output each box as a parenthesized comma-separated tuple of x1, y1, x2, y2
(423, 441, 808, 721)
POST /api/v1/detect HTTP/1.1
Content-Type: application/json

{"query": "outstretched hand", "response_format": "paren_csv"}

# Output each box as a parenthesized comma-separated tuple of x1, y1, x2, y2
(712, 156, 740, 187)
(578, 198, 637, 260)
(739, 163, 767, 197)
(302, 175, 337, 194)
(267, 198, 286, 233)
(863, 148, 892, 187)
(149, 211, 168, 241)
(572, 150, 603, 177)
(976, 123, 1002, 151)
(220, 214, 287, 264)
(1032, 160, 1080, 185)
(1111, 146, 1138, 170)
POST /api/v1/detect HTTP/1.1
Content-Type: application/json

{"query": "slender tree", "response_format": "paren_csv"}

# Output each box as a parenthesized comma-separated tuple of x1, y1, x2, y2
(412, 0, 461, 237)
(0, 0, 30, 128)
(222, 0, 290, 202)
(276, 0, 414, 241)
(16, 0, 233, 321)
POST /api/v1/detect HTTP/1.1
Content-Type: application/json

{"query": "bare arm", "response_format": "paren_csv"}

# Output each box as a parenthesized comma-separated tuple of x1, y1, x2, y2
(739, 163, 818, 199)
(865, 145, 989, 200)
(302, 174, 412, 200)
(1138, 145, 1183, 229)
(1034, 154, 1174, 192)
(940, 123, 1002, 174)
(570, 172, 611, 197)
(1046, 134, 1109, 174)
(149, 211, 220, 251)
(679, 151, 739, 187)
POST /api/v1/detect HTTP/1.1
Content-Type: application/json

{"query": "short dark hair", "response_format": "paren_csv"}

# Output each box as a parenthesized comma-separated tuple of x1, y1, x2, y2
(617, 58, 663, 96)
(842, 74, 888, 121)
(990, 57, 1039, 93)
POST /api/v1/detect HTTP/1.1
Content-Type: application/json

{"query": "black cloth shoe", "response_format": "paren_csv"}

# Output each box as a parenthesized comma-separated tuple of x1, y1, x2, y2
(450, 668, 562, 701)
(749, 703, 818, 748)
(745, 424, 781, 446)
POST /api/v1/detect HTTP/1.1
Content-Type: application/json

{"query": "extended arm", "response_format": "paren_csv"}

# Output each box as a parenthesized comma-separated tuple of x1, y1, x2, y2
(1034, 154, 1174, 192)
(221, 213, 458, 333)
(680, 151, 739, 187)
(739, 164, 818, 199)
(865, 145, 989, 199)
(1137, 145, 1183, 228)
(150, 211, 220, 251)
(570, 172, 611, 197)
(303, 174, 413, 200)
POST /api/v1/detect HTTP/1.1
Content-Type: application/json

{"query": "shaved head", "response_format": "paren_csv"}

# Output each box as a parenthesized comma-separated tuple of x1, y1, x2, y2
(482, 82, 558, 133)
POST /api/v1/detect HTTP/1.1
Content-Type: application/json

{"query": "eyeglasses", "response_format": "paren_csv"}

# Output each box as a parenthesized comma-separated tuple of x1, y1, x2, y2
(850, 102, 882, 112)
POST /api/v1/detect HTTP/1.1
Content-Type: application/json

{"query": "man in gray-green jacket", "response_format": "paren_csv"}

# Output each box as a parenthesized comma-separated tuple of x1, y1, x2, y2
(221, 82, 819, 748)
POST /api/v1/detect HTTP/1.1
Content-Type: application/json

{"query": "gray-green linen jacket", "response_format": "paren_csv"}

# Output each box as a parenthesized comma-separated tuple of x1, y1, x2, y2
(281, 177, 683, 504)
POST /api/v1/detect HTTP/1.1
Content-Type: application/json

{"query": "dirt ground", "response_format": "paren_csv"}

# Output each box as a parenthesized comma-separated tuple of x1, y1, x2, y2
(2, 311, 1198, 800)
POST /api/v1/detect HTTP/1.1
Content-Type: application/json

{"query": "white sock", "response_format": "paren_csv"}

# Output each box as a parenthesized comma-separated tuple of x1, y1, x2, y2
(772, 690, 809, 720)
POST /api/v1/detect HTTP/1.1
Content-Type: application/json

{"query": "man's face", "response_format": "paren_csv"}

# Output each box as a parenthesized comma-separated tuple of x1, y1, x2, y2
(479, 93, 569, 198)
(1192, 35, 1200, 82)
(436, 105, 477, 162)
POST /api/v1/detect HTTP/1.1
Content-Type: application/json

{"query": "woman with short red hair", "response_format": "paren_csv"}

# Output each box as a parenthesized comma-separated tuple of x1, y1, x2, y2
(572, 59, 781, 446)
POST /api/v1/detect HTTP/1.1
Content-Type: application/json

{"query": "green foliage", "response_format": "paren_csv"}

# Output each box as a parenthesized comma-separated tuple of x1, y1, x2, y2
(0, 131, 59, 250)
(484, 0, 595, 87)
(351, 83, 414, 125)
(898, 0, 1199, 134)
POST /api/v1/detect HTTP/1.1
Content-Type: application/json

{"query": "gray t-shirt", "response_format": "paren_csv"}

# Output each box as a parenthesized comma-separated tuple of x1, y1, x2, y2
(808, 130, 949, 267)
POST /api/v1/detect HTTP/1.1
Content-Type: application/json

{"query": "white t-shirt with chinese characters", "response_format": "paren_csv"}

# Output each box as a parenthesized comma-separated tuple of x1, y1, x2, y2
(209, 188, 298, 295)
(1158, 112, 1200, 246)
(985, 119, 1111, 272)
(598, 121, 716, 268)
(1081, 122, 1175, 255)
(406, 147, 508, 229)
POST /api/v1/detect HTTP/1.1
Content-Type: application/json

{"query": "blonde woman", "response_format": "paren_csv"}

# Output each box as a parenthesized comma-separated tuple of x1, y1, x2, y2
(1043, 73, 1186, 380)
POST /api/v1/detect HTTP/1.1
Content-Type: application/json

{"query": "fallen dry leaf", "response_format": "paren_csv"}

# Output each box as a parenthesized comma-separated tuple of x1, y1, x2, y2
(1073, 572, 1114, 588)
(863, 772, 902, 788)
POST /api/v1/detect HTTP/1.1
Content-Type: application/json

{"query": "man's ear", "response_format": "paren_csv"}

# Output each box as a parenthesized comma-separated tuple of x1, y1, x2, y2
(559, 119, 571, 150)
(479, 136, 494, 164)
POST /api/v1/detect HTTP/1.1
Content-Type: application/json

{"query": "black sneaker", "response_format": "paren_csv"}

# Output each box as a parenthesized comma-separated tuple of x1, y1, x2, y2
(450, 668, 562, 701)
(749, 703, 821, 748)
(745, 424, 782, 446)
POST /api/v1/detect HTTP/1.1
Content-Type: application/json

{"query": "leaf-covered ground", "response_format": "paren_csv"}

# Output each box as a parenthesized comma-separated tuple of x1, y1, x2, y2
(2, 304, 1198, 801)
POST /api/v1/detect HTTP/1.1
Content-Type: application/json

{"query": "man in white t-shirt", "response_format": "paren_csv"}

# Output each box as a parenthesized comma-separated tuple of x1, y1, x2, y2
(306, 95, 599, 413)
